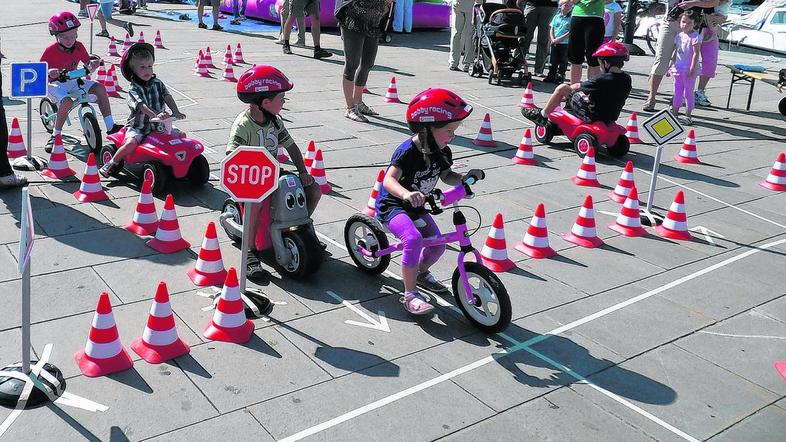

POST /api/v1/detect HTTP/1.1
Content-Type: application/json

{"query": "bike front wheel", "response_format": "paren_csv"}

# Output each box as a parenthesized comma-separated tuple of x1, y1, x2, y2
(81, 111, 102, 153)
(452, 262, 511, 333)
(646, 22, 660, 55)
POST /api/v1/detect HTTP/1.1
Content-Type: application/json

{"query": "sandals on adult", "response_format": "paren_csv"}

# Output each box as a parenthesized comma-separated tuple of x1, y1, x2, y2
(357, 102, 378, 116)
(402, 291, 434, 315)
(344, 106, 369, 123)
(95, 30, 110, 38)
(0, 174, 28, 189)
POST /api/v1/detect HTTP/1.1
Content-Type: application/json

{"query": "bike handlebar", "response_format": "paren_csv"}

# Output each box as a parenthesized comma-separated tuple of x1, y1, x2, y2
(402, 171, 485, 215)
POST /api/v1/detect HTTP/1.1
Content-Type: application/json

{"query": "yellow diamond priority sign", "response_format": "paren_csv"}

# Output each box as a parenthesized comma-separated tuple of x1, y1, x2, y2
(641, 109, 684, 145)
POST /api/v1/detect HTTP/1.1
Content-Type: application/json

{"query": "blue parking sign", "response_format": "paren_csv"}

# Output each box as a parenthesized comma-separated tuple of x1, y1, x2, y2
(10, 62, 48, 99)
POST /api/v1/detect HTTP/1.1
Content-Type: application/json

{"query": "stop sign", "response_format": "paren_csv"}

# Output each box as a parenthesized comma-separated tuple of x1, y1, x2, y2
(220, 146, 280, 203)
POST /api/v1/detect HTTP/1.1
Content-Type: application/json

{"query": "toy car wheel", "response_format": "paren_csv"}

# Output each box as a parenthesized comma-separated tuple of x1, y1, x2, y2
(187, 155, 210, 186)
(607, 135, 630, 158)
(277, 230, 317, 279)
(81, 112, 102, 153)
(344, 213, 390, 274)
(534, 124, 554, 144)
(220, 199, 242, 243)
(39, 98, 57, 134)
(574, 133, 597, 158)
(779, 97, 786, 116)
(98, 145, 123, 178)
(142, 163, 168, 196)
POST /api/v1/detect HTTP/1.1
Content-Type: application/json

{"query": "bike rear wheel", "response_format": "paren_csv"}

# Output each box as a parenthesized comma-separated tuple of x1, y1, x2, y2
(344, 214, 390, 274)
(452, 262, 511, 333)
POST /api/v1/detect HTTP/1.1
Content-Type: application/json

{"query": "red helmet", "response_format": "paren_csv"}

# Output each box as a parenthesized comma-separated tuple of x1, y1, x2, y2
(49, 11, 81, 35)
(237, 65, 294, 103)
(406, 88, 473, 126)
(592, 41, 630, 61)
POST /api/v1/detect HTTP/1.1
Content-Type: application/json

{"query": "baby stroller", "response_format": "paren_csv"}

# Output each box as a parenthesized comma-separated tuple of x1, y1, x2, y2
(469, 0, 531, 86)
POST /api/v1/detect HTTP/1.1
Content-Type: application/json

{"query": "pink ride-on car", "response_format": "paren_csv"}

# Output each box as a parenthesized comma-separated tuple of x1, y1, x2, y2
(533, 107, 630, 159)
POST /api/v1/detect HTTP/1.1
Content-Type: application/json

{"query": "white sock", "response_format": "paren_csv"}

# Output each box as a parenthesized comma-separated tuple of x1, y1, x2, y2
(104, 115, 114, 130)
(53, 129, 61, 137)
(541, 109, 548, 118)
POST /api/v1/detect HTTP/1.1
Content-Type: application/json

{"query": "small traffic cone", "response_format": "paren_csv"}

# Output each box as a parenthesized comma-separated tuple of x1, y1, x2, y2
(224, 44, 235, 66)
(188, 222, 228, 286)
(518, 82, 535, 108)
(193, 49, 204, 72)
(512, 128, 536, 165)
(125, 177, 159, 236)
(107, 36, 120, 57)
(74, 292, 134, 377)
(303, 140, 316, 169)
(73, 153, 110, 202)
(776, 362, 786, 381)
(234, 43, 246, 64)
(759, 152, 786, 191)
(625, 113, 642, 144)
(154, 30, 165, 49)
(655, 191, 692, 241)
(104, 66, 121, 98)
(608, 160, 635, 203)
(41, 135, 76, 179)
(608, 186, 647, 237)
(137, 31, 145, 44)
(515, 203, 556, 259)
(571, 147, 600, 187)
(130, 282, 190, 364)
(108, 64, 123, 92)
(674, 129, 701, 164)
(276, 144, 289, 163)
(564, 196, 603, 248)
(384, 76, 402, 103)
(203, 47, 217, 69)
(147, 194, 191, 253)
(309, 149, 332, 194)
(222, 64, 237, 82)
(194, 52, 212, 78)
(473, 113, 496, 147)
(480, 213, 516, 272)
(362, 169, 385, 217)
(122, 33, 132, 54)
(203, 268, 255, 343)
(6, 117, 27, 159)
(95, 61, 107, 85)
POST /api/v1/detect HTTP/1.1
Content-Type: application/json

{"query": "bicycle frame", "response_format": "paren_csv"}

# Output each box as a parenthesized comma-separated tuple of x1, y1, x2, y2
(42, 78, 97, 130)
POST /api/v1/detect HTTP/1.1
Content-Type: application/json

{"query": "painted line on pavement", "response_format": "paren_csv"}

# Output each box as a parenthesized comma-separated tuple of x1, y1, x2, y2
(698, 331, 786, 340)
(166, 84, 198, 109)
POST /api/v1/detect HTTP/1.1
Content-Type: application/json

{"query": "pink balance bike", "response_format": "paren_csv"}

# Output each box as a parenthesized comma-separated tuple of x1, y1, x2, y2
(533, 105, 630, 159)
(343, 174, 512, 333)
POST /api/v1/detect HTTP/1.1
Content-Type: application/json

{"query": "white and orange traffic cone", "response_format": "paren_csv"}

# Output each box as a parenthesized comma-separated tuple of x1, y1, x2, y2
(107, 36, 120, 57)
(203, 47, 217, 69)
(95, 61, 107, 85)
(234, 43, 246, 64)
(188, 222, 228, 286)
(303, 140, 316, 169)
(625, 113, 642, 144)
(608, 185, 647, 237)
(6, 117, 27, 159)
(154, 30, 165, 49)
(275, 144, 289, 163)
(309, 149, 331, 195)
(41, 135, 76, 179)
(74, 153, 110, 202)
(518, 82, 535, 108)
(74, 292, 134, 377)
(515, 203, 556, 259)
(221, 64, 237, 82)
(655, 191, 692, 241)
(362, 169, 385, 217)
(480, 213, 516, 272)
(108, 64, 123, 92)
(194, 52, 212, 78)
(203, 268, 255, 343)
(147, 194, 191, 253)
(759, 152, 786, 191)
(571, 147, 600, 187)
(674, 129, 700, 164)
(130, 281, 190, 364)
(137, 31, 145, 44)
(608, 160, 635, 203)
(384, 76, 402, 103)
(122, 33, 132, 54)
(564, 196, 603, 248)
(104, 66, 121, 98)
(512, 128, 536, 165)
(125, 177, 159, 236)
(193, 49, 204, 72)
(473, 113, 496, 147)
(223, 44, 235, 66)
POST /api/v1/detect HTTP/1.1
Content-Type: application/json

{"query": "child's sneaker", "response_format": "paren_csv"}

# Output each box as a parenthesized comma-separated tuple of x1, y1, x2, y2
(0, 173, 28, 189)
(416, 271, 449, 293)
(107, 124, 124, 135)
(521, 107, 548, 127)
(99, 161, 119, 178)
(401, 291, 434, 315)
(695, 90, 711, 106)
(313, 47, 332, 59)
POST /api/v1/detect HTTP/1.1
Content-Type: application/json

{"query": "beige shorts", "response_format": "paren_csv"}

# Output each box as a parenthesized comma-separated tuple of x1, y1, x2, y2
(650, 18, 679, 76)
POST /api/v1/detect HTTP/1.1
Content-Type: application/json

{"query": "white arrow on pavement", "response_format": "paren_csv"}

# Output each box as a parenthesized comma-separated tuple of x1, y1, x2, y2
(689, 226, 725, 244)
(326, 291, 390, 333)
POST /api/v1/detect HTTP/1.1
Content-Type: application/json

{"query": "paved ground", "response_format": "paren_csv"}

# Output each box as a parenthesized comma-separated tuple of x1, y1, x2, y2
(1, 1, 785, 440)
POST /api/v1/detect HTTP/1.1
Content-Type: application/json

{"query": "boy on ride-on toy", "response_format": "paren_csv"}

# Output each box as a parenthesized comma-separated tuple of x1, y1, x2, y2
(100, 42, 186, 177)
(41, 11, 123, 148)
(521, 41, 631, 126)
(227, 65, 322, 280)
(376, 88, 483, 315)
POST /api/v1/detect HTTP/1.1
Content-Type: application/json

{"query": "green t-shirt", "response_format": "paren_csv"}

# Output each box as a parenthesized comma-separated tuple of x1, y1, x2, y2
(226, 110, 295, 155)
(572, 0, 605, 18)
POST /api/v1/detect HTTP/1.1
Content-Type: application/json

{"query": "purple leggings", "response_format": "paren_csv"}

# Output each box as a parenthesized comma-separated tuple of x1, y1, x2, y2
(672, 73, 697, 111)
(386, 212, 445, 269)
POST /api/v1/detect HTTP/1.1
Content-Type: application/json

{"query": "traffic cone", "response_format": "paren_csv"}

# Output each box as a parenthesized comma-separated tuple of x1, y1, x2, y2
(6, 117, 27, 159)
(222, 64, 237, 82)
(362, 169, 385, 217)
(188, 222, 228, 286)
(473, 113, 496, 147)
(309, 149, 332, 194)
(125, 177, 159, 236)
(95, 61, 107, 85)
(193, 49, 204, 72)
(73, 153, 110, 202)
(137, 31, 145, 44)
(108, 64, 123, 92)
(608, 160, 635, 203)
(571, 147, 600, 187)
(564, 196, 603, 248)
(147, 194, 191, 253)
(518, 82, 535, 108)
(224, 44, 235, 66)
(234, 43, 246, 64)
(40, 135, 76, 179)
(203, 47, 217, 69)
(154, 30, 165, 49)
(514, 203, 556, 259)
(107, 36, 120, 57)
(759, 152, 786, 191)
(130, 282, 190, 364)
(203, 268, 254, 343)
(674, 129, 701, 164)
(608, 185, 647, 237)
(104, 66, 121, 98)
(276, 144, 289, 163)
(512, 128, 536, 165)
(74, 292, 134, 377)
(384, 76, 402, 103)
(122, 33, 132, 54)
(480, 213, 516, 272)
(625, 113, 642, 144)
(194, 52, 212, 78)
(303, 140, 316, 169)
(655, 191, 692, 241)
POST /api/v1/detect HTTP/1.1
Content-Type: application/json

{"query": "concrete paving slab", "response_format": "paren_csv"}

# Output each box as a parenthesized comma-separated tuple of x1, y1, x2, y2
(93, 250, 197, 303)
(145, 409, 273, 441)
(0, 186, 56, 216)
(33, 203, 113, 238)
(709, 404, 786, 442)
(754, 295, 786, 324)
(0, 245, 22, 283)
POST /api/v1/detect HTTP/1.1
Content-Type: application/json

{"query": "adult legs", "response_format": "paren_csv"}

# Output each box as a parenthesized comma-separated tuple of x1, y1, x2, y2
(645, 19, 678, 109)
(402, 0, 413, 32)
(533, 6, 556, 74)
(0, 89, 11, 177)
(460, 8, 475, 69)
(310, 15, 321, 47)
(520, 4, 538, 66)
(448, 4, 466, 68)
(393, 0, 404, 32)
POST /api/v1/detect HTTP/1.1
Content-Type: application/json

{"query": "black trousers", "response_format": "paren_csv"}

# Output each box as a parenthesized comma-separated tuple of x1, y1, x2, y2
(546, 43, 568, 78)
(0, 71, 12, 177)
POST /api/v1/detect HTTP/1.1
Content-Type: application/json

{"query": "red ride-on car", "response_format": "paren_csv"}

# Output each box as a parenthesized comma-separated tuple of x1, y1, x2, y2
(533, 106, 630, 159)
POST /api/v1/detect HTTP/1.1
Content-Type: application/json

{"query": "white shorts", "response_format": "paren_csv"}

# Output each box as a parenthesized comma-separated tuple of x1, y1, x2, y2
(47, 79, 99, 104)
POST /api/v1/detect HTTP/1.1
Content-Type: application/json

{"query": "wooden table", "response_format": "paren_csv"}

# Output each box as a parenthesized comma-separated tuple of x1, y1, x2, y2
(724, 65, 783, 112)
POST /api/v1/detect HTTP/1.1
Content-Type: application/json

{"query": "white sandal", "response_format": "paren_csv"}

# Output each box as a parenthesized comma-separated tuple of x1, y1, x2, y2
(401, 291, 434, 315)
(344, 106, 369, 123)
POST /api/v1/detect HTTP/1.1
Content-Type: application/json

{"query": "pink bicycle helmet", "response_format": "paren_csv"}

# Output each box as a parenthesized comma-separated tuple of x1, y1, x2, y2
(406, 88, 473, 127)
(237, 65, 294, 104)
(592, 41, 630, 62)
(49, 11, 81, 35)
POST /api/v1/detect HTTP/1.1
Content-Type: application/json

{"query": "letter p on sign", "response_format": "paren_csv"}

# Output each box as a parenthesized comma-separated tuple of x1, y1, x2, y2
(10, 62, 48, 99)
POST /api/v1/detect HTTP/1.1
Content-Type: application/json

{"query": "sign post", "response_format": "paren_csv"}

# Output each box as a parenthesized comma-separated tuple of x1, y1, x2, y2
(640, 109, 684, 226)
(87, 4, 99, 53)
(10, 62, 49, 171)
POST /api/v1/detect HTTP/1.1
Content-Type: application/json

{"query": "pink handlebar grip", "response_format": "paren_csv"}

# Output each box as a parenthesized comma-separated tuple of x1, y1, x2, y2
(440, 184, 467, 206)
